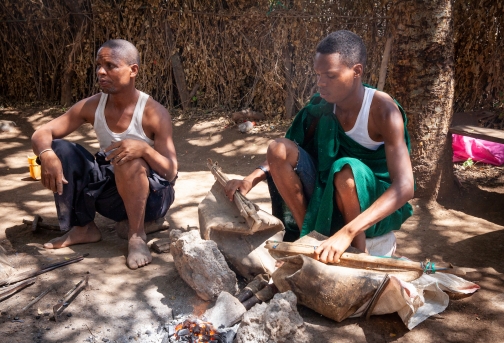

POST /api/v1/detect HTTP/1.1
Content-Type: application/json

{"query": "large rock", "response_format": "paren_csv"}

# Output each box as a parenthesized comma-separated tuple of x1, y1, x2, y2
(234, 291, 310, 343)
(198, 182, 284, 280)
(170, 229, 238, 301)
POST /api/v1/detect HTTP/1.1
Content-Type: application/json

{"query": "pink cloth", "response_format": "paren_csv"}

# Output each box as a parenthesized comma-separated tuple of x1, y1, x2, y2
(452, 134, 504, 166)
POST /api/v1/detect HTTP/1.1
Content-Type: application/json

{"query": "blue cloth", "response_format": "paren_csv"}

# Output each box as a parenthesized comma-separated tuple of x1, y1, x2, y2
(51, 139, 175, 231)
(294, 145, 317, 200)
(266, 145, 317, 242)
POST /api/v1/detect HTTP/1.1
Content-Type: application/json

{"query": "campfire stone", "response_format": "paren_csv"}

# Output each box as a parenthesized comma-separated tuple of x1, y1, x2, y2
(203, 291, 246, 328)
(235, 291, 310, 343)
(170, 229, 238, 301)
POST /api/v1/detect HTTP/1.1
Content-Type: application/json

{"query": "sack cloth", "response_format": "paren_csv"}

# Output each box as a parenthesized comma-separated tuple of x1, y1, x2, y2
(271, 232, 479, 329)
(0, 246, 14, 282)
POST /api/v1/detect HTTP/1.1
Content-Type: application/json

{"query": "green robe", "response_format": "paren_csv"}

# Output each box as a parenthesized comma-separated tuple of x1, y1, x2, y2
(281, 85, 413, 239)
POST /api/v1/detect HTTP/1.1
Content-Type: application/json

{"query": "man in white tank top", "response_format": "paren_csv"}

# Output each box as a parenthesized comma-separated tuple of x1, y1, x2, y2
(31, 39, 178, 270)
(225, 31, 414, 261)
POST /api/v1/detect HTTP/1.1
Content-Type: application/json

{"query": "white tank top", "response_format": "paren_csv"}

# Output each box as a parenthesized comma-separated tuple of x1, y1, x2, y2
(93, 91, 154, 153)
(334, 87, 384, 150)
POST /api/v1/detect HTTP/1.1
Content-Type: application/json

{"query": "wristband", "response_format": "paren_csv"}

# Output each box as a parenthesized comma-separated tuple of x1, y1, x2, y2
(256, 165, 269, 176)
(36, 148, 54, 164)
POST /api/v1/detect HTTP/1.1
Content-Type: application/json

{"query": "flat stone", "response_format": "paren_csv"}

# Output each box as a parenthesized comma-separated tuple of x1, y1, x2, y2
(203, 291, 246, 328)
(170, 230, 238, 301)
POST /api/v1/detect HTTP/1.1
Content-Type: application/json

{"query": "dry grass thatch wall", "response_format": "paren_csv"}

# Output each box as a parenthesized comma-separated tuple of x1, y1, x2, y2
(0, 0, 389, 115)
(0, 0, 502, 118)
(453, 0, 504, 116)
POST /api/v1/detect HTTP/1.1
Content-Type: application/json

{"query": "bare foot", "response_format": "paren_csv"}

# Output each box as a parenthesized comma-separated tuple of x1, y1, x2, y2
(44, 222, 101, 249)
(127, 235, 152, 269)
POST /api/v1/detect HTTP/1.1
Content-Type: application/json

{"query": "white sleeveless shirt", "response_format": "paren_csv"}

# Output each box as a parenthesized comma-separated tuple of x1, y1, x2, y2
(94, 91, 154, 153)
(334, 87, 384, 150)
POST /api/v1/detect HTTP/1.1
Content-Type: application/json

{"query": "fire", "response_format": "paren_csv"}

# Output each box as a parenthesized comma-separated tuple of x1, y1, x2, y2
(173, 319, 222, 343)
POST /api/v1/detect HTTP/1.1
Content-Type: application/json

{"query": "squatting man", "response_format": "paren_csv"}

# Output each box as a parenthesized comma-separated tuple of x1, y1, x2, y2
(225, 30, 415, 262)
(31, 39, 178, 270)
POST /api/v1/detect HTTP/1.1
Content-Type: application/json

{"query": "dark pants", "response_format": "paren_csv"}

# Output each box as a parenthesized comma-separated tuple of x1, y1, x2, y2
(267, 145, 316, 242)
(51, 139, 175, 231)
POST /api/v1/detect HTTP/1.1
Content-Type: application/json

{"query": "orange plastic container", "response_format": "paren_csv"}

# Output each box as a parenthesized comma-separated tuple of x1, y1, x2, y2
(27, 155, 41, 180)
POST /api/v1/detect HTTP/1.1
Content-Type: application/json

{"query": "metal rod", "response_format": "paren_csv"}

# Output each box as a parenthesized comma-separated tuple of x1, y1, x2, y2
(18, 287, 53, 315)
(0, 253, 89, 287)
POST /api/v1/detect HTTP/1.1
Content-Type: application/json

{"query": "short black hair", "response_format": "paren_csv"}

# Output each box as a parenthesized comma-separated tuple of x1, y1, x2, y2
(316, 30, 367, 69)
(100, 39, 140, 67)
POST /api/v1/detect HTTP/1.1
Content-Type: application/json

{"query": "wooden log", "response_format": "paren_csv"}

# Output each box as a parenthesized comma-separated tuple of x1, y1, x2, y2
(152, 238, 171, 254)
(448, 124, 504, 144)
(377, 35, 393, 91)
(206, 159, 263, 232)
(265, 241, 467, 276)
(0, 277, 36, 302)
(165, 23, 190, 111)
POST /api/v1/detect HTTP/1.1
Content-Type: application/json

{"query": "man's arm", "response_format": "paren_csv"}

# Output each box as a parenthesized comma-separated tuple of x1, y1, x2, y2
(105, 99, 178, 181)
(315, 94, 414, 263)
(31, 96, 98, 194)
(224, 161, 269, 201)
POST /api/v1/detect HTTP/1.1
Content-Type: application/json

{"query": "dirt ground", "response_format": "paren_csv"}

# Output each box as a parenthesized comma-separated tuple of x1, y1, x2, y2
(0, 106, 503, 343)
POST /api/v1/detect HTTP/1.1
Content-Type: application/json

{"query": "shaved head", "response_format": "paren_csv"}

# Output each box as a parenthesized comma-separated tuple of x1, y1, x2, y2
(99, 39, 140, 67)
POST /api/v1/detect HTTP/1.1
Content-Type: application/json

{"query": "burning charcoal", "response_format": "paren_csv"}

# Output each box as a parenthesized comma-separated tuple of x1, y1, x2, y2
(177, 328, 190, 336)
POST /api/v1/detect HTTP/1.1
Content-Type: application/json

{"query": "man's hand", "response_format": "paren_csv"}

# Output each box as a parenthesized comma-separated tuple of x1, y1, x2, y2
(40, 151, 68, 195)
(224, 179, 253, 201)
(314, 227, 355, 264)
(104, 139, 149, 166)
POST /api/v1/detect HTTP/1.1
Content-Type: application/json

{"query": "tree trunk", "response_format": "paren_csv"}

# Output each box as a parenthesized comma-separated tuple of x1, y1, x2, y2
(387, 0, 455, 201)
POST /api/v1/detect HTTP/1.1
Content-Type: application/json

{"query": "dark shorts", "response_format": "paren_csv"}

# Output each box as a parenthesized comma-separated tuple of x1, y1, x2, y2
(266, 144, 317, 241)
(293, 145, 317, 201)
(51, 139, 176, 231)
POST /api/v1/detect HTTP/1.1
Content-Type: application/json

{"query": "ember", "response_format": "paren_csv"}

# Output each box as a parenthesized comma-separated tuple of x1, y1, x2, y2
(171, 319, 225, 343)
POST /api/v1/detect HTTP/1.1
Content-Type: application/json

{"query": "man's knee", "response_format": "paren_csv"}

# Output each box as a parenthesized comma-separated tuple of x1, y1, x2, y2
(267, 138, 298, 166)
(114, 158, 149, 183)
(334, 165, 356, 193)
